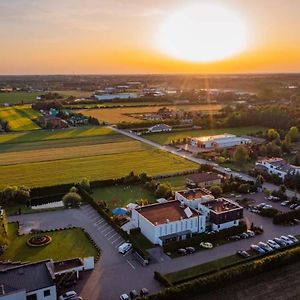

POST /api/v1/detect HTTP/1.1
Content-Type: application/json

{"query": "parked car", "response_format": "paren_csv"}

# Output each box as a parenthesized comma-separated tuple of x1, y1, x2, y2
(237, 250, 250, 258)
(228, 235, 241, 241)
(250, 244, 265, 254)
(274, 237, 287, 247)
(246, 230, 255, 237)
(120, 294, 130, 300)
(177, 248, 187, 255)
(239, 232, 249, 239)
(129, 290, 139, 299)
(280, 235, 294, 245)
(293, 218, 300, 224)
(287, 235, 298, 243)
(59, 291, 77, 300)
(257, 203, 267, 208)
(118, 242, 132, 254)
(224, 168, 231, 172)
(140, 288, 149, 296)
(281, 200, 290, 206)
(200, 242, 213, 249)
(258, 242, 273, 252)
(267, 240, 281, 249)
(295, 205, 300, 210)
(185, 246, 196, 254)
(263, 204, 273, 209)
(290, 204, 298, 209)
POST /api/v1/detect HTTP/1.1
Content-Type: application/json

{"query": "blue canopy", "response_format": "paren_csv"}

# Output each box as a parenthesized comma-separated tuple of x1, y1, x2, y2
(112, 207, 128, 215)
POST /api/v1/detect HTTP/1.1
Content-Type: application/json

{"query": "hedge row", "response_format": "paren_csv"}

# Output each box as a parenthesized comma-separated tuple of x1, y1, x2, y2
(138, 245, 300, 300)
(162, 224, 247, 253)
(273, 209, 300, 224)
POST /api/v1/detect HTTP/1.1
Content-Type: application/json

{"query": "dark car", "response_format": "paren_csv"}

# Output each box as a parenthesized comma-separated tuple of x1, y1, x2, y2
(140, 288, 149, 296)
(177, 248, 187, 255)
(237, 250, 250, 258)
(130, 289, 139, 299)
(185, 246, 196, 254)
(239, 232, 249, 239)
(228, 235, 241, 241)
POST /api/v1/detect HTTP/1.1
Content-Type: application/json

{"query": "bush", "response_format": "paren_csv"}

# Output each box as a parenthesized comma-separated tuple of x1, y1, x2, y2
(273, 210, 300, 224)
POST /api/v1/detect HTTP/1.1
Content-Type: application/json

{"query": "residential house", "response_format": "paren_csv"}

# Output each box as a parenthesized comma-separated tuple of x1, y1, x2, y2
(186, 172, 222, 188)
(0, 260, 57, 300)
(255, 157, 300, 179)
(198, 198, 244, 231)
(37, 116, 68, 129)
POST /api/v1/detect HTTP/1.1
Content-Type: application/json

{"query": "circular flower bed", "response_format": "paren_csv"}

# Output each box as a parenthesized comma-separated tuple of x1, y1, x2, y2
(27, 235, 52, 247)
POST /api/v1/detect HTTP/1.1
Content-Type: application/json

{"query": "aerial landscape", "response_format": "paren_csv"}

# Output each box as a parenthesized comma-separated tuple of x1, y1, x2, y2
(0, 1, 300, 300)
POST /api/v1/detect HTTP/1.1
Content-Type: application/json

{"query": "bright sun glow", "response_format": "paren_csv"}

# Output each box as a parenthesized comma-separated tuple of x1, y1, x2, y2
(157, 3, 248, 62)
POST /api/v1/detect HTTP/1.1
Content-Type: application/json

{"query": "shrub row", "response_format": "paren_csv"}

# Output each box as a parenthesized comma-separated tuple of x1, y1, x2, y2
(138, 245, 300, 300)
(162, 224, 247, 253)
(273, 209, 300, 224)
(154, 271, 173, 288)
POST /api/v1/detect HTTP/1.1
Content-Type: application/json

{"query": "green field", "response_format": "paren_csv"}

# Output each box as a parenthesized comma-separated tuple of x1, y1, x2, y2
(0, 126, 118, 146)
(0, 106, 41, 131)
(144, 126, 267, 145)
(157, 175, 187, 191)
(0, 92, 42, 104)
(0, 223, 98, 262)
(0, 149, 197, 188)
(92, 184, 156, 210)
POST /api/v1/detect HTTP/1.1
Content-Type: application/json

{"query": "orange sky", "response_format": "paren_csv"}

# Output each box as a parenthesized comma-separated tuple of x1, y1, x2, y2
(1, 0, 300, 74)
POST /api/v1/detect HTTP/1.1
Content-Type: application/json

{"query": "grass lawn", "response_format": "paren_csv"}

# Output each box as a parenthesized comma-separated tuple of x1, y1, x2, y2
(0, 223, 98, 262)
(165, 254, 244, 285)
(0, 92, 42, 104)
(0, 149, 198, 188)
(144, 126, 267, 145)
(0, 106, 41, 131)
(157, 175, 187, 191)
(92, 184, 157, 210)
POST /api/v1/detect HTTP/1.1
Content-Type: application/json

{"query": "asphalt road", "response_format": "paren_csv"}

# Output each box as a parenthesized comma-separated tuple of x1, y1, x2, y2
(9, 205, 300, 300)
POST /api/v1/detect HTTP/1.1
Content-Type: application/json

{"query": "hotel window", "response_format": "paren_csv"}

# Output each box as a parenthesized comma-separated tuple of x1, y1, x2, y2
(44, 290, 51, 297)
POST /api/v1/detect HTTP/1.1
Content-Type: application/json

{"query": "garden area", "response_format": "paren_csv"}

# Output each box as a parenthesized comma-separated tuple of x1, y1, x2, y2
(0, 223, 98, 262)
(92, 184, 157, 210)
(157, 175, 186, 191)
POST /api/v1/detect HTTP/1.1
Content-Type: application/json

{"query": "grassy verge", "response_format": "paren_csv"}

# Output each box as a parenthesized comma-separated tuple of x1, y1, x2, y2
(165, 254, 244, 284)
(157, 175, 186, 191)
(0, 223, 98, 262)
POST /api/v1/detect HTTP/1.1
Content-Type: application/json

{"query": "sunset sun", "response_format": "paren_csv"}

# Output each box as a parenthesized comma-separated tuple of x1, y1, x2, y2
(157, 3, 248, 63)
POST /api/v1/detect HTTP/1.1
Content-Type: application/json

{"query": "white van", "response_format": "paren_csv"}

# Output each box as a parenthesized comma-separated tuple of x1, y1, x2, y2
(118, 242, 132, 254)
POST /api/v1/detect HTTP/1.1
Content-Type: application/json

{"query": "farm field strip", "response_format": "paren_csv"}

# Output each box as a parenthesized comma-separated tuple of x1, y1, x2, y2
(0, 126, 118, 145)
(0, 106, 41, 131)
(0, 133, 129, 153)
(144, 126, 267, 145)
(0, 140, 149, 165)
(0, 149, 198, 188)
(77, 104, 222, 124)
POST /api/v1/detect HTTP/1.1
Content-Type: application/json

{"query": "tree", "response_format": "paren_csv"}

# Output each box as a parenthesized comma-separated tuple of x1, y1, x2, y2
(209, 185, 223, 197)
(233, 145, 249, 164)
(63, 187, 82, 208)
(139, 172, 151, 183)
(267, 129, 280, 141)
(286, 126, 300, 142)
(238, 183, 250, 194)
(155, 183, 173, 199)
(294, 153, 300, 166)
(78, 178, 91, 193)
